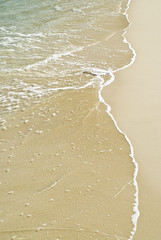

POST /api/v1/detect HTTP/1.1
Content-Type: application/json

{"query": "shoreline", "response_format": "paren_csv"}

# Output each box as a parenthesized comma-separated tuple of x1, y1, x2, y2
(102, 0, 161, 239)
(99, 1, 140, 237)
(100, 76, 139, 240)
(1, 0, 158, 239)
(0, 85, 136, 240)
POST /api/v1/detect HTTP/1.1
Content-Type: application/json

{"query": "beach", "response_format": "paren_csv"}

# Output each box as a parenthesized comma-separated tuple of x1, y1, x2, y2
(0, 85, 136, 240)
(103, 0, 161, 239)
(1, 0, 160, 239)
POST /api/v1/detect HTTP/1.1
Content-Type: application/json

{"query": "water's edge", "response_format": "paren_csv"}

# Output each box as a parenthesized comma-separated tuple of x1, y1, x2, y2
(0, 0, 139, 238)
(99, 0, 139, 239)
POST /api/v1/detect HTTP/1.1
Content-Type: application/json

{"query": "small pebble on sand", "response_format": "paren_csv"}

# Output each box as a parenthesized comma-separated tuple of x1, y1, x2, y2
(8, 191, 14, 194)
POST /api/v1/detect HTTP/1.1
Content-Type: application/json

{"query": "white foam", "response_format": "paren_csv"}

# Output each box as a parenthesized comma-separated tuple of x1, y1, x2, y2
(96, 1, 139, 239)
(99, 76, 139, 240)
(0, 3, 139, 237)
(24, 46, 84, 71)
(62, 1, 139, 239)
(38, 11, 140, 234)
(72, 8, 86, 15)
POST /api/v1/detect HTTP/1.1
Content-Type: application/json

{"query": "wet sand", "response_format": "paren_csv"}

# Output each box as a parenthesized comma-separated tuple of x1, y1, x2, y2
(102, 0, 161, 239)
(0, 85, 136, 239)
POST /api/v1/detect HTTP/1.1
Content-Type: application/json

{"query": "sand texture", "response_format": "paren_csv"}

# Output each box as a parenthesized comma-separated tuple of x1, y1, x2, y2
(0, 86, 136, 240)
(102, 0, 161, 239)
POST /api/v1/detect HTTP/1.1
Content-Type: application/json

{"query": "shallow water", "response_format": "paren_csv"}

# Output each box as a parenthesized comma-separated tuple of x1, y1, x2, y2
(0, 0, 133, 120)
(0, 0, 138, 239)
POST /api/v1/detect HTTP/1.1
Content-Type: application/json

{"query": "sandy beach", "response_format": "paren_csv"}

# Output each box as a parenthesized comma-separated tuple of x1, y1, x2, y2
(0, 85, 136, 240)
(1, 0, 160, 239)
(103, 0, 161, 239)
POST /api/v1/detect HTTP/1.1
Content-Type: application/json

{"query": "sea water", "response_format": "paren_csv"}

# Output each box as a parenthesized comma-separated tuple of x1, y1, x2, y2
(0, 0, 138, 239)
(0, 0, 133, 121)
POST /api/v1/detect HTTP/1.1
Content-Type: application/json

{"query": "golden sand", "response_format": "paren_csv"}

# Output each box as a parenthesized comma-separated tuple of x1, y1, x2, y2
(0, 86, 136, 239)
(102, 0, 161, 239)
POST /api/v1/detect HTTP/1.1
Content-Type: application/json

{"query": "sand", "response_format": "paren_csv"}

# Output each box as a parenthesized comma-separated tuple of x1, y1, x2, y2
(0, 85, 136, 239)
(102, 0, 161, 239)
(1, 0, 160, 239)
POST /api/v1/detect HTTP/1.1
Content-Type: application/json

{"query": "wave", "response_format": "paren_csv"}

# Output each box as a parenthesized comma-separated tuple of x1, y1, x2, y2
(0, 1, 139, 238)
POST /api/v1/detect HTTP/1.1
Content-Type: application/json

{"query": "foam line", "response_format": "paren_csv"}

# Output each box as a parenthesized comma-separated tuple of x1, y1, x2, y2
(98, 74, 139, 240)
(96, 1, 139, 239)
(0, 1, 139, 237)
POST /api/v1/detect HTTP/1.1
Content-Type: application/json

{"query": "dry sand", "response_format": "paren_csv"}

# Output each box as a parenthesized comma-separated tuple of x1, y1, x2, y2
(102, 0, 161, 239)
